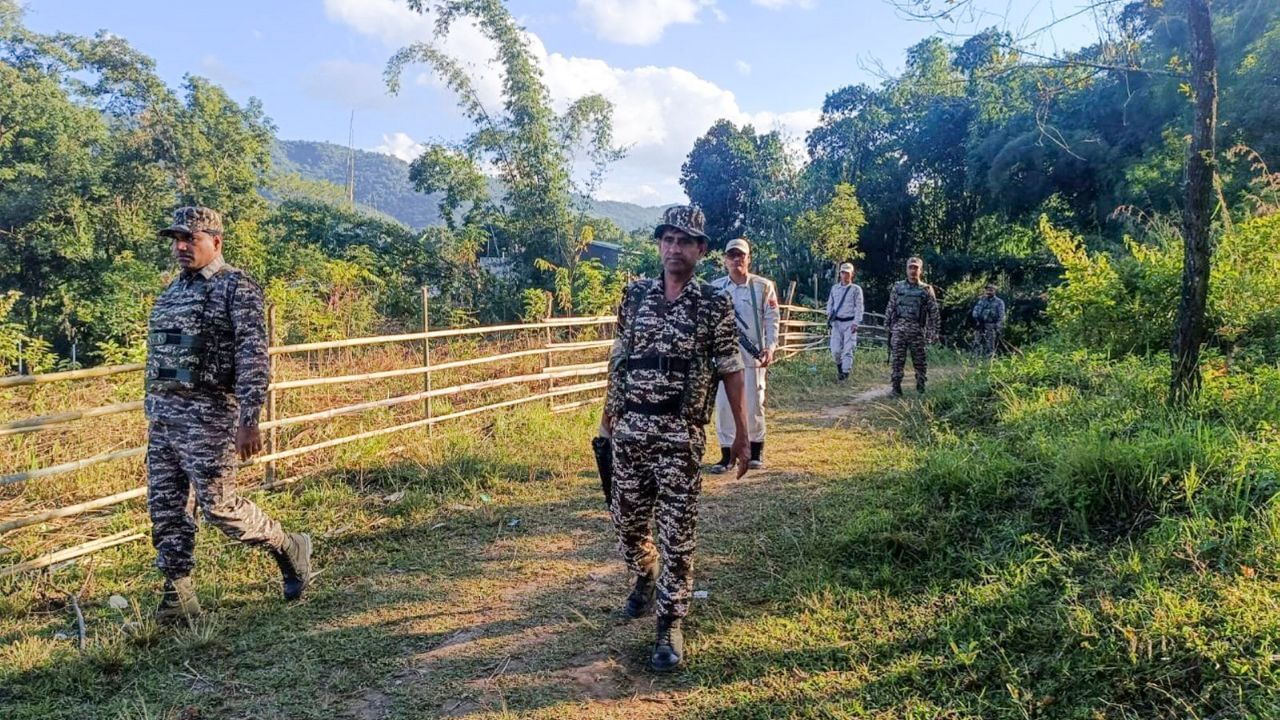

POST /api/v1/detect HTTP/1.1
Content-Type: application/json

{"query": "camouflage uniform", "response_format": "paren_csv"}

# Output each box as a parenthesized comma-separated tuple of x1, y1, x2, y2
(146, 207, 288, 580)
(971, 295, 1006, 358)
(605, 274, 741, 619)
(885, 279, 940, 390)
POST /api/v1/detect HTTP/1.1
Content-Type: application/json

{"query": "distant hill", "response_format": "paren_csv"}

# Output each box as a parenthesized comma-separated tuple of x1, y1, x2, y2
(273, 140, 669, 232)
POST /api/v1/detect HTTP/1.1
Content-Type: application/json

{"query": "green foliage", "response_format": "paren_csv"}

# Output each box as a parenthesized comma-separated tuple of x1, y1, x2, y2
(1043, 212, 1280, 357)
(792, 182, 866, 265)
(385, 0, 623, 283)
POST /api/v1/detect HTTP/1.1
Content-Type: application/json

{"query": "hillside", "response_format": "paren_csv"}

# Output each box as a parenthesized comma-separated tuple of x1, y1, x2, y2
(273, 140, 669, 231)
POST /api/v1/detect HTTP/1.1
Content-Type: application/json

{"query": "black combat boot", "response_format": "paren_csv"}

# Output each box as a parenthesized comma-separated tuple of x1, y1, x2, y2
(650, 615, 685, 672)
(273, 533, 313, 601)
(624, 564, 657, 618)
(708, 447, 732, 474)
(155, 576, 201, 625)
(891, 380, 903, 396)
(916, 378, 926, 395)
(748, 442, 765, 470)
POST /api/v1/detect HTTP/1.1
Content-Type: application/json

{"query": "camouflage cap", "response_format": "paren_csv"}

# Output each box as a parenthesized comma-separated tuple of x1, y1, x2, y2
(654, 204, 708, 242)
(907, 256, 924, 268)
(159, 206, 223, 239)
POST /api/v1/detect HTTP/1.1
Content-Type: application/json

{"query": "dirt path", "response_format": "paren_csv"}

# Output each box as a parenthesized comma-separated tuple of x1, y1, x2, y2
(302, 369, 938, 720)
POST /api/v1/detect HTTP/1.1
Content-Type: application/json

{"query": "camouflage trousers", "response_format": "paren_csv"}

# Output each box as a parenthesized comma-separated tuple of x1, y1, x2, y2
(889, 322, 928, 385)
(147, 419, 287, 579)
(976, 324, 1000, 358)
(610, 435, 703, 619)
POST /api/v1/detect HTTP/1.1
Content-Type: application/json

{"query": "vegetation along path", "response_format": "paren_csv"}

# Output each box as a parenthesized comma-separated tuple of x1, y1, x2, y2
(4, 349, 1278, 719)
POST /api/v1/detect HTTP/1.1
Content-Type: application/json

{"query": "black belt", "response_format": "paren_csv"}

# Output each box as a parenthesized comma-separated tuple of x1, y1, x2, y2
(626, 356, 691, 373)
(624, 398, 683, 416)
(831, 315, 858, 322)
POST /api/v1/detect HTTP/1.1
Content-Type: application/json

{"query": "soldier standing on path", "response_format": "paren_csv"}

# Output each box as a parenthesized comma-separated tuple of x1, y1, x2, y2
(708, 237, 779, 473)
(146, 206, 312, 624)
(826, 262, 864, 383)
(601, 205, 750, 673)
(971, 283, 1006, 359)
(885, 256, 940, 396)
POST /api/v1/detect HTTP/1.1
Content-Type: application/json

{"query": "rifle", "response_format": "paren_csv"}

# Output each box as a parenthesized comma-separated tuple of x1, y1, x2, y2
(591, 436, 613, 507)
(734, 313, 766, 362)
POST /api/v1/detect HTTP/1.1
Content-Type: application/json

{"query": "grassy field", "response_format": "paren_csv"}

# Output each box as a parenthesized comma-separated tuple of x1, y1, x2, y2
(2, 345, 1277, 719)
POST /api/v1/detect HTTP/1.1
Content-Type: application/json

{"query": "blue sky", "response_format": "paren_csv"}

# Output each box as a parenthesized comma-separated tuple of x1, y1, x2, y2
(21, 0, 1101, 204)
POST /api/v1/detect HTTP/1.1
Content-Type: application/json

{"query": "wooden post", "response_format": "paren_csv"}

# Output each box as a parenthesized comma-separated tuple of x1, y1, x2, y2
(544, 294, 554, 395)
(422, 287, 434, 439)
(782, 280, 797, 359)
(265, 305, 278, 489)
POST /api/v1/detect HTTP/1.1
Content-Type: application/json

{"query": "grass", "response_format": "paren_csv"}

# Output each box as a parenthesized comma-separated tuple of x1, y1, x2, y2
(1, 343, 1276, 719)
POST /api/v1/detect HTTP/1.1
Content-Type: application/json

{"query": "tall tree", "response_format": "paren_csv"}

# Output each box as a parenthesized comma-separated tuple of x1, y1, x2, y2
(1171, 0, 1218, 402)
(384, 0, 622, 278)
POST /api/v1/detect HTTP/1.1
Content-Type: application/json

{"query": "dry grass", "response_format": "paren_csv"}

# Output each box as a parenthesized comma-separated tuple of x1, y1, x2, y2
(0, 323, 611, 573)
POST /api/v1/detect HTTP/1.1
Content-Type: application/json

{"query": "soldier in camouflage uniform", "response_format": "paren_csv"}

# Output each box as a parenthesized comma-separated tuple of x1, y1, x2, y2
(601, 205, 750, 672)
(146, 206, 312, 623)
(885, 256, 940, 396)
(971, 283, 1006, 359)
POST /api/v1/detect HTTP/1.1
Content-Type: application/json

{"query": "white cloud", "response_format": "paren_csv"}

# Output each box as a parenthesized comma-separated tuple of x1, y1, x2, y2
(736, 59, 752, 75)
(574, 0, 712, 45)
(751, 0, 815, 8)
(327, 0, 820, 204)
(375, 132, 424, 163)
(322, 0, 434, 47)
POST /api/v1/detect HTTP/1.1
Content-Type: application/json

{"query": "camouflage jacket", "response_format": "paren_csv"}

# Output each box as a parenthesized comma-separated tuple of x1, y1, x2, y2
(606, 276, 742, 444)
(144, 255, 269, 428)
(972, 296, 1006, 327)
(885, 280, 941, 340)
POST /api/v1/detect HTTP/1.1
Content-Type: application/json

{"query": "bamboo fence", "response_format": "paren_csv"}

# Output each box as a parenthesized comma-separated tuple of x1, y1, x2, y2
(1, 294, 869, 578)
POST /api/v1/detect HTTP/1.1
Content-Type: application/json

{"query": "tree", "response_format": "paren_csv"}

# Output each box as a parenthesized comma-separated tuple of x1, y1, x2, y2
(384, 0, 623, 280)
(1170, 0, 1218, 402)
(793, 183, 866, 266)
(680, 119, 794, 246)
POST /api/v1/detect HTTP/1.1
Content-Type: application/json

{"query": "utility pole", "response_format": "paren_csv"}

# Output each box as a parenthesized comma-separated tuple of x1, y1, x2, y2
(346, 110, 356, 209)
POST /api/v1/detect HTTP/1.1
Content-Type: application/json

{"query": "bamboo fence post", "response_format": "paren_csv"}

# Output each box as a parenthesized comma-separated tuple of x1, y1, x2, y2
(265, 305, 278, 489)
(544, 295, 555, 395)
(422, 287, 434, 439)
(783, 280, 797, 358)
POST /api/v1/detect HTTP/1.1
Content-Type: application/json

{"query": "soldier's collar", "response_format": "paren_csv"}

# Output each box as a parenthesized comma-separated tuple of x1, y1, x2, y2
(653, 273, 698, 298)
(196, 255, 226, 280)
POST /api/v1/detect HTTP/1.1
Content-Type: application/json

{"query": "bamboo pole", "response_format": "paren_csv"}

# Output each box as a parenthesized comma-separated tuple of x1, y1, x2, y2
(0, 363, 144, 388)
(250, 380, 608, 465)
(550, 398, 600, 414)
(267, 341, 613, 391)
(0, 530, 147, 578)
(1, 446, 145, 487)
(0, 487, 148, 534)
(422, 287, 433, 439)
(259, 364, 607, 432)
(544, 295, 554, 395)
(0, 401, 144, 438)
(0, 379, 612, 534)
(265, 305, 278, 489)
(269, 316, 616, 355)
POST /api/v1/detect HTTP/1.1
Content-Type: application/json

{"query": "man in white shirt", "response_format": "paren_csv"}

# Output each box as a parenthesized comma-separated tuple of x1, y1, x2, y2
(708, 238, 780, 472)
(826, 262, 864, 382)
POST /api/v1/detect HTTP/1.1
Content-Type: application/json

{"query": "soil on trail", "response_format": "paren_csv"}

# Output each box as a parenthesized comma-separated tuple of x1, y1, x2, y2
(296, 369, 932, 720)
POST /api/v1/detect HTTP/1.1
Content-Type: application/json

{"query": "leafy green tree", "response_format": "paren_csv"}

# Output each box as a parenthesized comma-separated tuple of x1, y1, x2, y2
(385, 0, 623, 282)
(793, 183, 866, 266)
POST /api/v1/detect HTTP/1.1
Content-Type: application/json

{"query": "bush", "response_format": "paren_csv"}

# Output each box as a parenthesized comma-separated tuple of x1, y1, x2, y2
(1042, 212, 1280, 358)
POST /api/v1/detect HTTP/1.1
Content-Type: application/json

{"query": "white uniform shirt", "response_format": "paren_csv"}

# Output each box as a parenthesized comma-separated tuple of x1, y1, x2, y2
(711, 274, 780, 365)
(826, 281, 864, 326)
